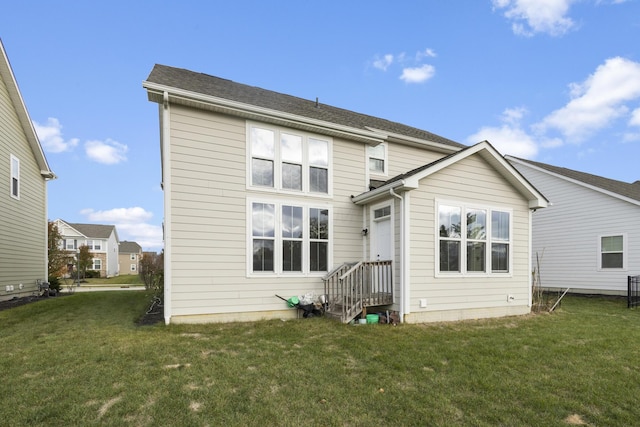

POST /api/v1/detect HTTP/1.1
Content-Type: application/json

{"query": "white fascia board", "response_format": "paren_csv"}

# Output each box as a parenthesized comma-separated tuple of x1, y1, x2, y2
(143, 81, 388, 145)
(351, 180, 418, 205)
(0, 41, 54, 178)
(507, 156, 640, 208)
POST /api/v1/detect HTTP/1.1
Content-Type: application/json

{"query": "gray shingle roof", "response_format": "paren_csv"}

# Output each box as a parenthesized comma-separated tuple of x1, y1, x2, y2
(68, 223, 116, 239)
(119, 241, 141, 253)
(145, 64, 465, 149)
(511, 157, 640, 202)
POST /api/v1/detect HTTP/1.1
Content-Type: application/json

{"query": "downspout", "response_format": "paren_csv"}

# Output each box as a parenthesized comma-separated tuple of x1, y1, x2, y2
(162, 91, 172, 325)
(528, 209, 533, 308)
(389, 186, 405, 323)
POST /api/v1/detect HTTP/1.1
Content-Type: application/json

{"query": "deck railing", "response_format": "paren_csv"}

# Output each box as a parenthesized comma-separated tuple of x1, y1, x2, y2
(323, 260, 393, 323)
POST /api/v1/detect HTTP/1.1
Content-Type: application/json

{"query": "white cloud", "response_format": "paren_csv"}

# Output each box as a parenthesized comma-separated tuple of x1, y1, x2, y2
(536, 57, 640, 142)
(416, 48, 437, 60)
(400, 64, 436, 84)
(85, 139, 128, 164)
(630, 108, 640, 127)
(33, 117, 79, 153)
(492, 0, 576, 36)
(80, 207, 162, 250)
(373, 54, 394, 71)
(467, 108, 539, 158)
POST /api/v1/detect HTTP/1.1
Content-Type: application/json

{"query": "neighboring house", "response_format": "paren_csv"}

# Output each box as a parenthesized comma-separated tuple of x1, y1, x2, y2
(118, 241, 142, 275)
(508, 156, 640, 295)
(0, 40, 56, 302)
(54, 219, 119, 278)
(143, 64, 547, 325)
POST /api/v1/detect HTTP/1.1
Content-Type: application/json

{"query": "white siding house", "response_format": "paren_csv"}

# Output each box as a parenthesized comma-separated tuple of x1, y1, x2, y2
(0, 40, 56, 302)
(54, 220, 120, 278)
(508, 156, 640, 295)
(144, 64, 547, 325)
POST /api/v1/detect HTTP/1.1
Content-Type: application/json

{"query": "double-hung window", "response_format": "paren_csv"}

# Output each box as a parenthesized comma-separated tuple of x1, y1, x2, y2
(250, 201, 330, 275)
(437, 202, 511, 275)
(10, 155, 20, 199)
(249, 124, 330, 195)
(599, 235, 625, 270)
(367, 144, 387, 175)
(92, 259, 102, 271)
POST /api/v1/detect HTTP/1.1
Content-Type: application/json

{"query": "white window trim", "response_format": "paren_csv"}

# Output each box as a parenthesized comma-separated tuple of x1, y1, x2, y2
(130, 264, 137, 271)
(92, 259, 102, 271)
(369, 200, 394, 262)
(130, 253, 137, 260)
(246, 122, 333, 198)
(246, 197, 333, 278)
(597, 233, 627, 271)
(435, 199, 513, 277)
(367, 142, 388, 176)
(10, 154, 19, 200)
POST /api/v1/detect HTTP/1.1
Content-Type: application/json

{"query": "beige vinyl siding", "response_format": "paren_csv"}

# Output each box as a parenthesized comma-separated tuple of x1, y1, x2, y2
(370, 141, 448, 183)
(514, 163, 640, 294)
(407, 154, 531, 318)
(0, 73, 47, 300)
(167, 106, 368, 319)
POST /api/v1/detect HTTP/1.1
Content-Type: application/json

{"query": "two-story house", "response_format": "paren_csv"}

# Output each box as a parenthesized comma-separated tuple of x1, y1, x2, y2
(0, 39, 56, 302)
(54, 219, 119, 278)
(144, 64, 547, 325)
(118, 241, 142, 275)
(508, 156, 640, 295)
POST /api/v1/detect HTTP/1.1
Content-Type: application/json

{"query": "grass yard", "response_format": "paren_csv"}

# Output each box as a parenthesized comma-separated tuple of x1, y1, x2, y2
(1, 292, 639, 426)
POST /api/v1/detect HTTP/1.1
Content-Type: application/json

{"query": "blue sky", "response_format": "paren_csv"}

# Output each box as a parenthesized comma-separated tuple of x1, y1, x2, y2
(1, 0, 639, 251)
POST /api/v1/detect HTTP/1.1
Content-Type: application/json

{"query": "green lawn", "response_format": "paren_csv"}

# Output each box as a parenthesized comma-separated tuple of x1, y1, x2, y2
(1, 292, 639, 426)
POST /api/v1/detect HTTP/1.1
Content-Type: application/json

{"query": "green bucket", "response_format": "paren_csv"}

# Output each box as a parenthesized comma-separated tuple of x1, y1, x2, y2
(366, 314, 379, 324)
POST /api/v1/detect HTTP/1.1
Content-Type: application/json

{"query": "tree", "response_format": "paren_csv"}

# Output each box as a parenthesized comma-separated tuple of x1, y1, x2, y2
(48, 221, 73, 290)
(77, 245, 93, 280)
(139, 251, 164, 294)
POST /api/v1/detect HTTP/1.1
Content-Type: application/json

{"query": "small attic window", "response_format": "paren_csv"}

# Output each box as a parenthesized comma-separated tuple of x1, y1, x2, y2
(10, 155, 20, 199)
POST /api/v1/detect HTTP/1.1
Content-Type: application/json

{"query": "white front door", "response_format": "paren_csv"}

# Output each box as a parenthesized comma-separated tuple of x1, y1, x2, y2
(371, 204, 392, 261)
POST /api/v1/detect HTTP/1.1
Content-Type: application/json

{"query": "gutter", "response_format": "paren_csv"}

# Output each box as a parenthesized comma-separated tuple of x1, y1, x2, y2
(143, 81, 387, 145)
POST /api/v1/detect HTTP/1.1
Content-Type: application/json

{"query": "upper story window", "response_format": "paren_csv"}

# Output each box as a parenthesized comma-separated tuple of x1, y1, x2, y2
(437, 201, 512, 275)
(130, 253, 137, 260)
(599, 234, 625, 270)
(86, 240, 102, 251)
(367, 144, 387, 175)
(10, 155, 20, 199)
(65, 239, 78, 250)
(249, 124, 331, 195)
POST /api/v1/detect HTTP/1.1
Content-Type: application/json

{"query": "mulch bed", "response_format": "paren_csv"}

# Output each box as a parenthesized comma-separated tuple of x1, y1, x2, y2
(0, 293, 164, 326)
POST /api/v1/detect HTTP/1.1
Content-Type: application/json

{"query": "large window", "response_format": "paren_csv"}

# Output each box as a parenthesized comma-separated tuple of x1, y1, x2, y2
(10, 155, 20, 199)
(249, 124, 330, 195)
(599, 235, 625, 269)
(250, 201, 330, 275)
(437, 202, 511, 275)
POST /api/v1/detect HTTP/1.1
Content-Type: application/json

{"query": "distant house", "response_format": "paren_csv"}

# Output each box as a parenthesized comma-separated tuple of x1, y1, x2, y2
(0, 40, 56, 302)
(508, 156, 640, 295)
(144, 64, 547, 325)
(118, 241, 142, 275)
(54, 220, 119, 278)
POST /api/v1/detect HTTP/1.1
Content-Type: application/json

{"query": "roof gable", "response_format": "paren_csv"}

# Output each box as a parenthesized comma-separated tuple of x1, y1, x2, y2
(507, 156, 640, 205)
(354, 141, 548, 209)
(143, 64, 465, 151)
(0, 39, 55, 179)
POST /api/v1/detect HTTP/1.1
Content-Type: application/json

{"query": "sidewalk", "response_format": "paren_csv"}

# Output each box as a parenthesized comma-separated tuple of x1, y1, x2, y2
(63, 285, 145, 293)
